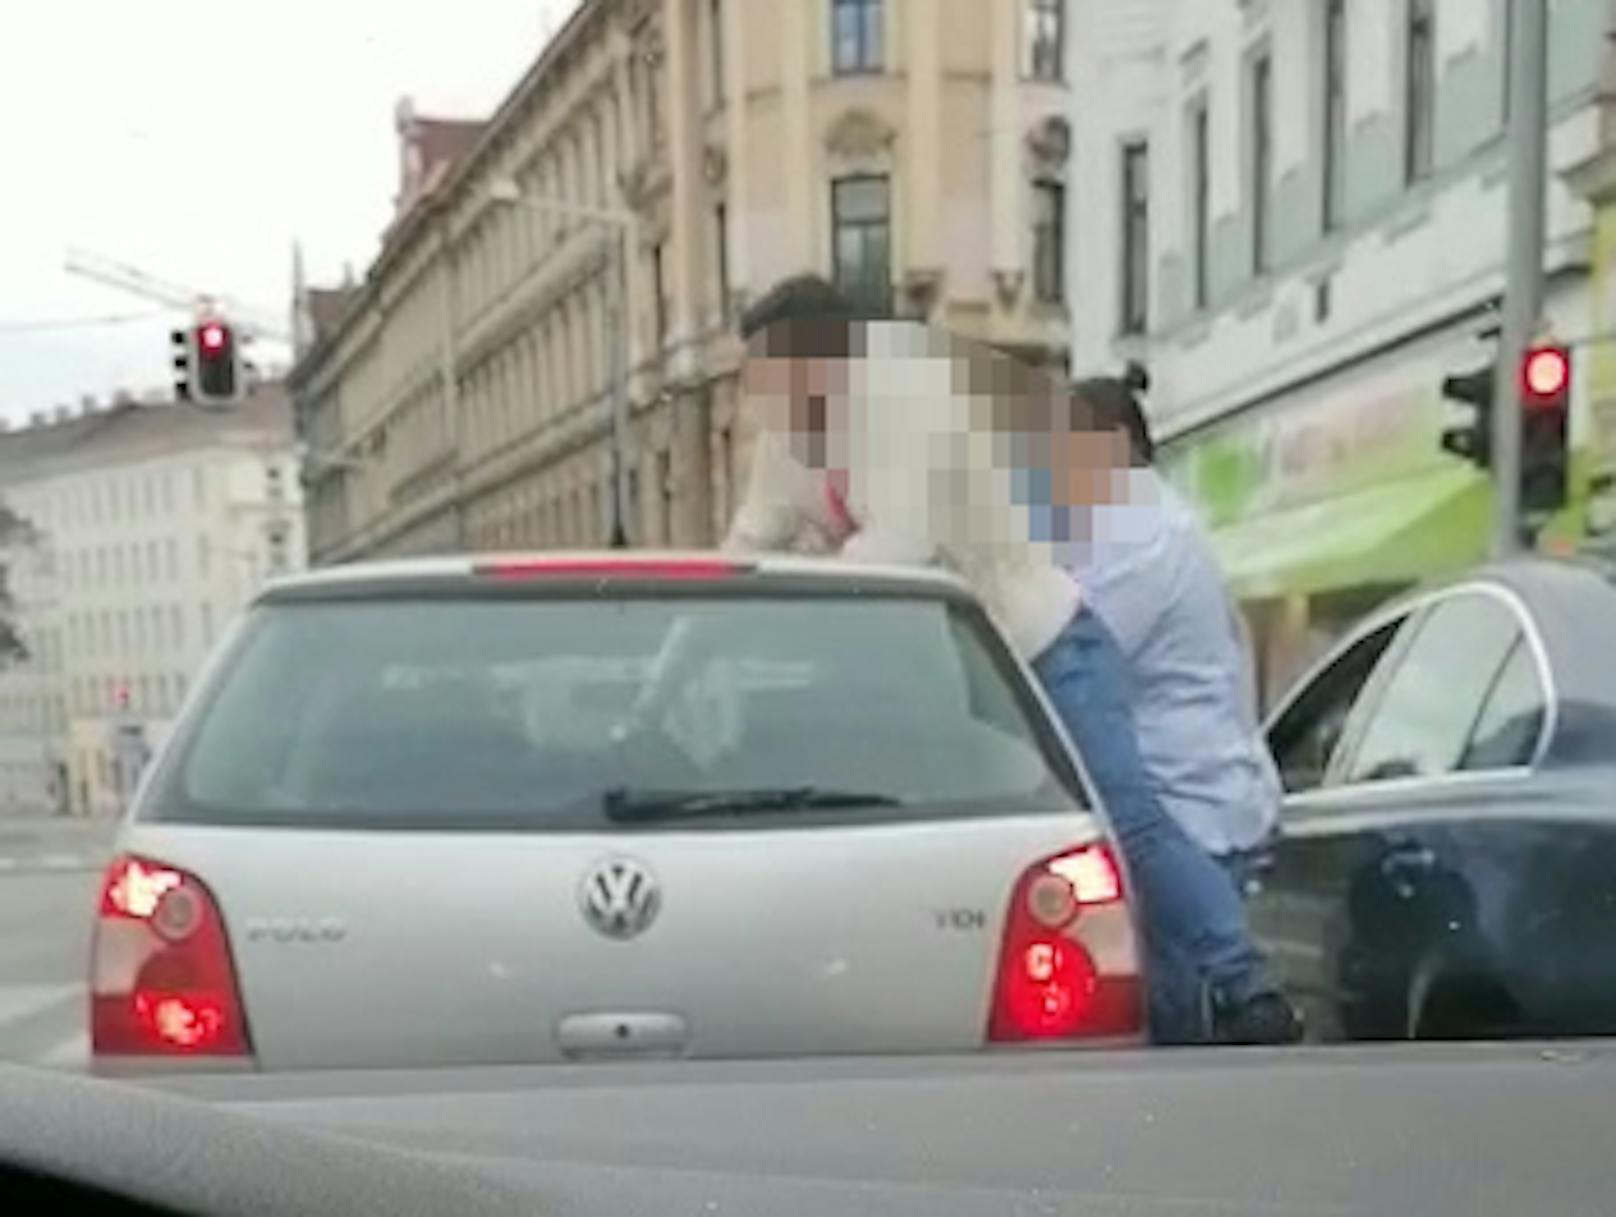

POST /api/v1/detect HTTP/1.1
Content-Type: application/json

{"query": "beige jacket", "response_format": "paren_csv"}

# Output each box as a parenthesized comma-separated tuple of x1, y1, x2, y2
(724, 322, 1079, 660)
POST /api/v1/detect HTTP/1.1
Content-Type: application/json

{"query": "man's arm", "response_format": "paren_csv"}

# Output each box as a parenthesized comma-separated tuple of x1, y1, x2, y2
(838, 523, 935, 567)
(722, 427, 819, 553)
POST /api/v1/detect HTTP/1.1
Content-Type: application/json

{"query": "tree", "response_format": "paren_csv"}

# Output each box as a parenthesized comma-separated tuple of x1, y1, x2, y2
(0, 501, 37, 667)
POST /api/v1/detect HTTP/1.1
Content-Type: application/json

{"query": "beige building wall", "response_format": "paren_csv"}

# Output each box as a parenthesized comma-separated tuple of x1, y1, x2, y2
(295, 0, 1075, 564)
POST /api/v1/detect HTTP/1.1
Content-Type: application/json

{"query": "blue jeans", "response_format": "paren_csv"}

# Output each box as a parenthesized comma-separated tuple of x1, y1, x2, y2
(1031, 607, 1272, 1044)
(1147, 852, 1262, 1045)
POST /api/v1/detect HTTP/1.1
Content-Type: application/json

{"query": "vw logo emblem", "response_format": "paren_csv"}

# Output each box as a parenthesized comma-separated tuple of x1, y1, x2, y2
(579, 856, 662, 940)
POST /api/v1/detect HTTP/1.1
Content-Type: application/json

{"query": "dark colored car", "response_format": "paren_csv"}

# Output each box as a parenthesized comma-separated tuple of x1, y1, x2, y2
(1251, 557, 1616, 1041)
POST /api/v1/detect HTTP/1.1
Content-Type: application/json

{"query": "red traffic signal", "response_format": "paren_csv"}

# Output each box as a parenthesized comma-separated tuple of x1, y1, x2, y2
(1520, 344, 1570, 409)
(198, 322, 228, 355)
(191, 319, 241, 406)
(1518, 344, 1570, 519)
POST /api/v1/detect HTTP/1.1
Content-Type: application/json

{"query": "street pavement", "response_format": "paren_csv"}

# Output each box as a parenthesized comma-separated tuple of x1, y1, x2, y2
(0, 816, 116, 1072)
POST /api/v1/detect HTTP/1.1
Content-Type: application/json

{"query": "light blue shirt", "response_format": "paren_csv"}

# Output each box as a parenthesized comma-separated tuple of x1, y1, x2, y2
(1047, 473, 1282, 856)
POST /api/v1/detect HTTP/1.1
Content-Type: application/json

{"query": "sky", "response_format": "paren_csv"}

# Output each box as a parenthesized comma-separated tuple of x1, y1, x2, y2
(0, 0, 580, 425)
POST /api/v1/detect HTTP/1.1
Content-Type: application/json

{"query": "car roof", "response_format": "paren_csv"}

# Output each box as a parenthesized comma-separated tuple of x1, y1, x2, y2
(255, 551, 975, 603)
(1367, 556, 1616, 767)
(1467, 556, 1616, 700)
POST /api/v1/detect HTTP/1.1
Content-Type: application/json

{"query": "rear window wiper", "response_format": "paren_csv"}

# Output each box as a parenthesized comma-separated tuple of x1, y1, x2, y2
(602, 786, 905, 822)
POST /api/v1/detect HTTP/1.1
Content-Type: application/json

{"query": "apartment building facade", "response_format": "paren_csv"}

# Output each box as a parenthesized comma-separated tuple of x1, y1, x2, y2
(292, 0, 1077, 564)
(0, 386, 304, 816)
(1067, 0, 1611, 704)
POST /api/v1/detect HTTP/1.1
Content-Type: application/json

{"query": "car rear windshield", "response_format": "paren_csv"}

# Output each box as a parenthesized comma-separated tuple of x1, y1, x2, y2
(145, 593, 1083, 830)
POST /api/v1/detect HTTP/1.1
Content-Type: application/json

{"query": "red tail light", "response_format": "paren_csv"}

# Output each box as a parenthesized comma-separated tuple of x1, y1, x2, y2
(91, 855, 252, 1059)
(988, 843, 1142, 1043)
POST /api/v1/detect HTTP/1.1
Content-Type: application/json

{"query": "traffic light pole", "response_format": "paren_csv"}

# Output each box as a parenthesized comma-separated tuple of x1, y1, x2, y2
(1492, 0, 1550, 558)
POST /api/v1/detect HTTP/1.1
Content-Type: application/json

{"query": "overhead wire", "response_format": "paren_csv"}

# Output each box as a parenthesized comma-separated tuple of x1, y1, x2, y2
(0, 310, 169, 336)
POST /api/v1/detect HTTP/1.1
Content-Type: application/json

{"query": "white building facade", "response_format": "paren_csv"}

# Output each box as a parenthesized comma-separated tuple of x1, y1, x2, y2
(1067, 0, 1612, 704)
(0, 386, 304, 816)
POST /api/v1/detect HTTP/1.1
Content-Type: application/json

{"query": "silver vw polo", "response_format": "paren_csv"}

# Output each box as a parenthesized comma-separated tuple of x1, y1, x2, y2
(91, 553, 1142, 1072)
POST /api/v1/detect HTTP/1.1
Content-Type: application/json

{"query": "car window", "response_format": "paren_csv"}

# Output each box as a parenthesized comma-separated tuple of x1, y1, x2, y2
(1459, 636, 1547, 770)
(1341, 592, 1522, 785)
(948, 612, 1041, 742)
(1266, 620, 1402, 795)
(155, 595, 1078, 829)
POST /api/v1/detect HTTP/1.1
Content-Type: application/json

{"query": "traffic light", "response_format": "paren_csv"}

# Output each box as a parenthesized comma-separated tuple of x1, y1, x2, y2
(193, 319, 241, 406)
(170, 328, 191, 401)
(1440, 365, 1495, 468)
(171, 320, 243, 407)
(1519, 344, 1570, 518)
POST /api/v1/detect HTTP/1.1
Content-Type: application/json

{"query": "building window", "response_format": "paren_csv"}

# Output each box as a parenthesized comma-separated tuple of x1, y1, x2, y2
(1188, 97, 1211, 311)
(1031, 180, 1066, 304)
(714, 203, 731, 324)
(646, 42, 666, 149)
(709, 0, 725, 106)
(657, 449, 675, 545)
(1249, 50, 1273, 275)
(652, 243, 669, 348)
(717, 425, 735, 522)
(1026, 0, 1065, 82)
(831, 175, 892, 315)
(1404, 0, 1436, 184)
(1322, 0, 1347, 232)
(1501, 0, 1516, 122)
(831, 0, 883, 75)
(1120, 140, 1151, 335)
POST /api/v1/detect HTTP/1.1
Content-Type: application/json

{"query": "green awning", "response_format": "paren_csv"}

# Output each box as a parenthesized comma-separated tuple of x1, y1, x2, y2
(1209, 466, 1490, 601)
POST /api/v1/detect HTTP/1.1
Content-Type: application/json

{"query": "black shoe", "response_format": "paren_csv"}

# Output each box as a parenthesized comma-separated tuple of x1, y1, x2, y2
(1213, 990, 1304, 1046)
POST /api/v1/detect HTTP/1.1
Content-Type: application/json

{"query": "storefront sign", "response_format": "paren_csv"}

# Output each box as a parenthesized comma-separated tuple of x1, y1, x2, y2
(1163, 369, 1449, 531)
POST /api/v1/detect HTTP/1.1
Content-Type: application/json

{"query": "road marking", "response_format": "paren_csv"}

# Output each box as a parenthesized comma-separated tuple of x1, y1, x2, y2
(0, 983, 81, 1031)
(0, 853, 97, 873)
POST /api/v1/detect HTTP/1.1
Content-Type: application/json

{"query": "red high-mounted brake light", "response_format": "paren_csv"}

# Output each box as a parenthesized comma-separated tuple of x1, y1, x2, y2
(476, 557, 751, 581)
(91, 855, 251, 1059)
(988, 843, 1143, 1044)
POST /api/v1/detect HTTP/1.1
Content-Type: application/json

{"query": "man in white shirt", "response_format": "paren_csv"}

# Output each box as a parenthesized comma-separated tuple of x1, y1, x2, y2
(702, 275, 1298, 1045)
(1042, 371, 1286, 1042)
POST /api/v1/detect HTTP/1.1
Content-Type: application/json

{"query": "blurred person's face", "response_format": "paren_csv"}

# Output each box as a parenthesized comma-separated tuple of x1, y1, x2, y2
(930, 339, 1129, 513)
(742, 323, 853, 470)
(1049, 420, 1133, 508)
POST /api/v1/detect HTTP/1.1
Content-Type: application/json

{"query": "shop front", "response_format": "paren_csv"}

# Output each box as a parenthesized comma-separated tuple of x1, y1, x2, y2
(1161, 329, 1494, 710)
